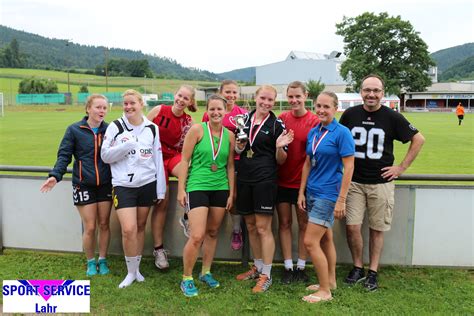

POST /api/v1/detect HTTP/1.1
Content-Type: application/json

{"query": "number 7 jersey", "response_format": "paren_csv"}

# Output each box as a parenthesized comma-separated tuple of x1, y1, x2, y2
(339, 104, 419, 184)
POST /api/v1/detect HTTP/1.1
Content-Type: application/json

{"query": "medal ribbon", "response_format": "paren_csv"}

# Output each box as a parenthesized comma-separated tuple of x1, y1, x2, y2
(207, 122, 224, 161)
(249, 113, 270, 147)
(312, 126, 329, 157)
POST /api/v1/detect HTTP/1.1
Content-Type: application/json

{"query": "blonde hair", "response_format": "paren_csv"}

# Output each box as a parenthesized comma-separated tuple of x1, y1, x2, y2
(122, 89, 144, 105)
(319, 91, 339, 108)
(85, 94, 108, 114)
(256, 85, 277, 98)
(176, 85, 197, 112)
(219, 80, 239, 93)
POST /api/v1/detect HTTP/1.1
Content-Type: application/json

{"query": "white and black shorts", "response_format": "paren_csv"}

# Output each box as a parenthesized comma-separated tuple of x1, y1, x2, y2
(73, 183, 112, 206)
(112, 181, 157, 210)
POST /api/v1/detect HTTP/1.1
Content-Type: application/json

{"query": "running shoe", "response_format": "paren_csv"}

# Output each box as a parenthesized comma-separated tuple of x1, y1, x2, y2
(179, 216, 190, 238)
(280, 268, 293, 284)
(153, 248, 169, 269)
(344, 266, 366, 285)
(236, 265, 259, 281)
(180, 279, 198, 297)
(293, 268, 309, 283)
(231, 230, 243, 250)
(252, 274, 272, 293)
(98, 258, 110, 275)
(364, 270, 378, 291)
(86, 259, 97, 277)
(199, 272, 220, 288)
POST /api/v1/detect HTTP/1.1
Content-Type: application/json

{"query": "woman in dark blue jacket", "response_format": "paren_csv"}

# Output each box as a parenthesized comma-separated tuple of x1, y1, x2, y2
(40, 94, 113, 277)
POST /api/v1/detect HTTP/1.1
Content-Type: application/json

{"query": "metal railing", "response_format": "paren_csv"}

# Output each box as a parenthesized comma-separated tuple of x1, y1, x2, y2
(1, 165, 473, 181)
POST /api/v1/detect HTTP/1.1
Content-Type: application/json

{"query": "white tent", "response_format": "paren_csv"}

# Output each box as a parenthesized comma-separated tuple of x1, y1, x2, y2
(335, 93, 400, 111)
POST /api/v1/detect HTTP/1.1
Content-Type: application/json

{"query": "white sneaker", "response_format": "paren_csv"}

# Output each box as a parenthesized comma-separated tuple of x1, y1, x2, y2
(179, 216, 190, 238)
(153, 248, 169, 269)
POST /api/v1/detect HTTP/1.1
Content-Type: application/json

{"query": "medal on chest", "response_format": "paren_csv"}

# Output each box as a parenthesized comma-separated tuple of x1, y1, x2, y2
(247, 113, 270, 159)
(311, 126, 329, 169)
(207, 123, 223, 172)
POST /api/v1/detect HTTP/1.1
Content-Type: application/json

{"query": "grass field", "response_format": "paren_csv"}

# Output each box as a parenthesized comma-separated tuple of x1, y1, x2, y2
(0, 249, 473, 314)
(0, 68, 219, 104)
(0, 106, 473, 177)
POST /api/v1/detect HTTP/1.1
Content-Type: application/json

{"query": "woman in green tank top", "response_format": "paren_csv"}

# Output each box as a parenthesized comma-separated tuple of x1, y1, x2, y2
(177, 95, 235, 297)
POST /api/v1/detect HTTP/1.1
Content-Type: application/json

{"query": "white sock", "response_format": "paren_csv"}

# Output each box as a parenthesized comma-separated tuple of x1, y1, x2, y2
(296, 258, 306, 270)
(284, 259, 293, 270)
(98, 256, 106, 261)
(136, 255, 144, 282)
(232, 214, 241, 232)
(119, 256, 137, 288)
(262, 264, 272, 277)
(254, 259, 263, 273)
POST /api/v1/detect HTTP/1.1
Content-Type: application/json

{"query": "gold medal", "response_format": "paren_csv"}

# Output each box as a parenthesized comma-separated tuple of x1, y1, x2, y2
(210, 163, 218, 172)
(247, 148, 254, 158)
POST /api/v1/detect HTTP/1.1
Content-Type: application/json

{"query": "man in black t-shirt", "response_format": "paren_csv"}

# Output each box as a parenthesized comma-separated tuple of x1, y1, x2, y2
(339, 74, 425, 291)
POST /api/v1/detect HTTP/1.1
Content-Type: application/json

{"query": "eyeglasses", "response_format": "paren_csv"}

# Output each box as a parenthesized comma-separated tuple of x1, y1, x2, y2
(362, 88, 384, 94)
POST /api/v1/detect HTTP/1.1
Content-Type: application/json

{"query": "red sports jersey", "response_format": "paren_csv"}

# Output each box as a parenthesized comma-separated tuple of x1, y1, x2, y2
(152, 105, 192, 159)
(278, 110, 319, 188)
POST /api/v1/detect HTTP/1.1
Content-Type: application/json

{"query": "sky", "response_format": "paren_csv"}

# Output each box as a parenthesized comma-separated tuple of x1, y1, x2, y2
(1, 0, 473, 73)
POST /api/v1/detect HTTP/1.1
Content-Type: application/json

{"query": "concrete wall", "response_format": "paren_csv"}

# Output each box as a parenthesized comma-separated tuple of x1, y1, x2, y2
(1, 176, 472, 267)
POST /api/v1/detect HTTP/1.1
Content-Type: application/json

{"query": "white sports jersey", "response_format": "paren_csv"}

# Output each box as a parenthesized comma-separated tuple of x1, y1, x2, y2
(101, 114, 166, 199)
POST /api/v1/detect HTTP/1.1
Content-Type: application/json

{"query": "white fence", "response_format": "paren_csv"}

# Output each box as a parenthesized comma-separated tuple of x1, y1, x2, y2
(0, 175, 472, 267)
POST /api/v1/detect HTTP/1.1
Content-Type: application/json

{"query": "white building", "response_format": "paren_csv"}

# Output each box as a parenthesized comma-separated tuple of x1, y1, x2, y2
(336, 93, 400, 112)
(256, 50, 346, 85)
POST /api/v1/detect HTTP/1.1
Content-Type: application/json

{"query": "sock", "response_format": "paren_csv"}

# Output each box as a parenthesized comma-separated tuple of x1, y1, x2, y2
(262, 264, 272, 277)
(232, 214, 241, 232)
(201, 266, 211, 276)
(154, 244, 163, 251)
(119, 256, 137, 288)
(98, 257, 106, 261)
(254, 259, 263, 273)
(296, 258, 306, 270)
(183, 275, 193, 281)
(136, 255, 144, 282)
(284, 259, 293, 270)
(368, 269, 378, 275)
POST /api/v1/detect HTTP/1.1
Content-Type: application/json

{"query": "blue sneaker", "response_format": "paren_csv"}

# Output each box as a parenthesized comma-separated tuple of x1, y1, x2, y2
(180, 279, 198, 297)
(86, 259, 97, 277)
(199, 272, 220, 288)
(98, 258, 110, 275)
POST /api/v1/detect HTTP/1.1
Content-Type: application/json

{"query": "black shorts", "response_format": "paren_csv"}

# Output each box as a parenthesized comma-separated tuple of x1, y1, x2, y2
(73, 183, 112, 206)
(112, 181, 157, 210)
(276, 186, 299, 205)
(187, 190, 229, 212)
(236, 181, 277, 216)
(458, 115, 464, 120)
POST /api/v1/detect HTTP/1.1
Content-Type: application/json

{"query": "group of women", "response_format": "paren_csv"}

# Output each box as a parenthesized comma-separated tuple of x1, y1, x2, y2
(41, 79, 355, 303)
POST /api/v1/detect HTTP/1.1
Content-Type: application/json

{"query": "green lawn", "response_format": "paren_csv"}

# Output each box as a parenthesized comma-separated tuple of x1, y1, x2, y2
(0, 249, 472, 314)
(1, 108, 473, 177)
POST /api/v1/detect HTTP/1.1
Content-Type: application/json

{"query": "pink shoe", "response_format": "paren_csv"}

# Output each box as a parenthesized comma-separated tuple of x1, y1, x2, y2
(231, 230, 243, 250)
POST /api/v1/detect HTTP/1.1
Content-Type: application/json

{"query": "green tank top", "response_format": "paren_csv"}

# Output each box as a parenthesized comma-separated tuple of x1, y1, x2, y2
(186, 122, 230, 192)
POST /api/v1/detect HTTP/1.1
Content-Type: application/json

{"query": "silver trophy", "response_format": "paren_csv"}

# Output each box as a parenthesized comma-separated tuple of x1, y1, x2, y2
(230, 113, 249, 141)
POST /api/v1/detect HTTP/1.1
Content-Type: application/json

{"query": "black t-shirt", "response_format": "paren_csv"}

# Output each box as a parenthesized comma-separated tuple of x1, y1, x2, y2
(339, 105, 419, 184)
(237, 110, 286, 184)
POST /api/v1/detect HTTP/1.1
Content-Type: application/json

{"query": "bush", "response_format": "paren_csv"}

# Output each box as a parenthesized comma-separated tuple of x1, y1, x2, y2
(18, 77, 59, 94)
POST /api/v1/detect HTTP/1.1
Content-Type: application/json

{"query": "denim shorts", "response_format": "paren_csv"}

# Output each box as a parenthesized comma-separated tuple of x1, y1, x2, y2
(306, 194, 335, 228)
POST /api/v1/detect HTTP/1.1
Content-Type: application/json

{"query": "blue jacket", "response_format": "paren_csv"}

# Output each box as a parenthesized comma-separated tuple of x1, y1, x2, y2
(49, 116, 112, 186)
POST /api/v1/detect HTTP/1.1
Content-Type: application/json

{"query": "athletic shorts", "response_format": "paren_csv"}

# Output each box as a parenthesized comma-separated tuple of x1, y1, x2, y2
(276, 186, 299, 205)
(236, 181, 277, 216)
(458, 115, 464, 120)
(73, 183, 112, 206)
(186, 190, 229, 212)
(345, 181, 395, 231)
(163, 154, 182, 184)
(306, 194, 335, 228)
(112, 181, 157, 210)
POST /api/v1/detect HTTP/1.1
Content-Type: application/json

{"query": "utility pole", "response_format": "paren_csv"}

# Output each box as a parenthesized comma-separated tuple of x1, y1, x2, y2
(103, 47, 109, 93)
(65, 40, 71, 94)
